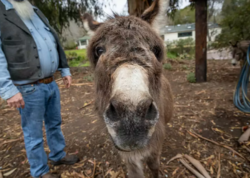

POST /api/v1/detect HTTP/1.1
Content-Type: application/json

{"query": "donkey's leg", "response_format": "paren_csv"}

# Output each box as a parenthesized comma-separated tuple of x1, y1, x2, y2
(126, 159, 144, 178)
(147, 153, 161, 178)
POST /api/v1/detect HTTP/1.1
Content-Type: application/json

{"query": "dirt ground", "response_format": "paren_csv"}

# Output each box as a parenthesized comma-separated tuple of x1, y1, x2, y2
(1, 59, 250, 178)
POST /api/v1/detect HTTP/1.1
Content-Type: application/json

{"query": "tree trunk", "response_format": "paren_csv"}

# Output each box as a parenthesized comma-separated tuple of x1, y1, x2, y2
(195, 0, 207, 82)
(127, 0, 153, 16)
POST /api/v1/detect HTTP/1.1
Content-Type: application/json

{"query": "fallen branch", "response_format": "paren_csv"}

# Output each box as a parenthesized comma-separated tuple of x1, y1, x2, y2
(3, 168, 17, 177)
(104, 168, 113, 177)
(168, 154, 210, 178)
(55, 78, 63, 82)
(167, 154, 183, 164)
(79, 100, 94, 110)
(187, 131, 199, 139)
(0, 138, 22, 147)
(0, 171, 3, 178)
(172, 167, 180, 176)
(91, 160, 97, 178)
(238, 128, 250, 145)
(72, 83, 93, 86)
(177, 168, 186, 178)
(184, 155, 211, 178)
(187, 130, 245, 160)
(59, 83, 93, 88)
(72, 171, 86, 178)
(217, 153, 221, 178)
(242, 145, 250, 153)
(73, 159, 87, 169)
(179, 158, 205, 178)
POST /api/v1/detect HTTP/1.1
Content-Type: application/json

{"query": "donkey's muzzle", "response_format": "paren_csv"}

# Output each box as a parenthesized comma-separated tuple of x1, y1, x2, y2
(104, 97, 159, 151)
(105, 97, 158, 123)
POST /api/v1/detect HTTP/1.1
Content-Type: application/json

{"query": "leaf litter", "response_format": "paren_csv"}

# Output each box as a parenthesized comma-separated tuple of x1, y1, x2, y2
(0, 62, 250, 177)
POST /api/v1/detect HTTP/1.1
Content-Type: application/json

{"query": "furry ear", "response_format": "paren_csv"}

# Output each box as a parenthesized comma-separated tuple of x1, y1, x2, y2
(141, 0, 168, 34)
(81, 13, 103, 36)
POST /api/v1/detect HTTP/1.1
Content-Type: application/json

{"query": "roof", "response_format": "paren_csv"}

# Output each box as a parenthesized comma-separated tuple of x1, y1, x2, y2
(161, 23, 220, 34)
(79, 36, 91, 41)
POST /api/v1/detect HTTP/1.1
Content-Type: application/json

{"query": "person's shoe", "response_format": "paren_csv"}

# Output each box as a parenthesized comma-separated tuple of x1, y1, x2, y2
(41, 173, 60, 178)
(50, 154, 79, 166)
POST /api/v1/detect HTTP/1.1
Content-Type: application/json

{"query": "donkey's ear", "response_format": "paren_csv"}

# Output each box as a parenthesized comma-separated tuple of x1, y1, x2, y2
(141, 0, 168, 33)
(81, 13, 103, 36)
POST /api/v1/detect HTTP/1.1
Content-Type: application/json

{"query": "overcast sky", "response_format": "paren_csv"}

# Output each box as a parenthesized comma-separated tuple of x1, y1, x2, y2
(97, 0, 191, 21)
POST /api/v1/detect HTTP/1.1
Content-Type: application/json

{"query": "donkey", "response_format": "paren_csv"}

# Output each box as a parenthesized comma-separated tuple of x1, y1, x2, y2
(230, 40, 250, 66)
(82, 0, 173, 177)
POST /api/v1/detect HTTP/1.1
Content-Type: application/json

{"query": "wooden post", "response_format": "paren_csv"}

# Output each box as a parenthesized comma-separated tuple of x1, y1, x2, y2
(195, 0, 207, 82)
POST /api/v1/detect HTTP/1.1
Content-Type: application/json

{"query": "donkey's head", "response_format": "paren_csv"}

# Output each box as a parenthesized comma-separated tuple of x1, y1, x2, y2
(83, 0, 168, 152)
(230, 42, 242, 66)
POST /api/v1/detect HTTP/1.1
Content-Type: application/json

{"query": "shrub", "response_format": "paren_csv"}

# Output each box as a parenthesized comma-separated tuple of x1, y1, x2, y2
(187, 72, 196, 83)
(167, 51, 178, 59)
(76, 56, 87, 61)
(166, 38, 195, 59)
(163, 63, 172, 70)
(69, 59, 80, 67)
(65, 49, 88, 67)
(70, 52, 78, 57)
(176, 38, 194, 54)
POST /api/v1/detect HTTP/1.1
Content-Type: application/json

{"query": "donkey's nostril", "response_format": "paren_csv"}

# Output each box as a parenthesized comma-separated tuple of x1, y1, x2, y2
(145, 102, 158, 121)
(106, 101, 120, 122)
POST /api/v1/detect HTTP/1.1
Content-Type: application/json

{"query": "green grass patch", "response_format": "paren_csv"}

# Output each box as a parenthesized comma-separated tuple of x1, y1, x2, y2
(65, 49, 87, 57)
(163, 63, 172, 70)
(187, 72, 196, 83)
(68, 59, 90, 67)
(81, 61, 90, 67)
(68, 60, 80, 67)
(167, 51, 178, 59)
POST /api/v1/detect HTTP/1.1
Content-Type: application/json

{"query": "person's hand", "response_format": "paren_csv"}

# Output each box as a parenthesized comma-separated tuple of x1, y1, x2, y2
(63, 76, 72, 88)
(7, 93, 25, 109)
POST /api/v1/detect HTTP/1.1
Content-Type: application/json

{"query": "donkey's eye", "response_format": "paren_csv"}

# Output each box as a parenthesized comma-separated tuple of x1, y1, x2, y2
(152, 46, 162, 60)
(95, 47, 105, 58)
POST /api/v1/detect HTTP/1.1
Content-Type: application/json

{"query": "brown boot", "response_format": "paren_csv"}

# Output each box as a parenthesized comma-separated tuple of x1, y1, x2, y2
(41, 173, 60, 178)
(50, 154, 79, 166)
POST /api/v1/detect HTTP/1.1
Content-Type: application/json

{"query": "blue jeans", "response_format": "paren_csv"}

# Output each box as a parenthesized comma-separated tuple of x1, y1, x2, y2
(17, 81, 66, 178)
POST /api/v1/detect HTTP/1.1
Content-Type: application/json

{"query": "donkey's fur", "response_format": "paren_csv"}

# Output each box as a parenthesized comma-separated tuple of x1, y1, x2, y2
(230, 40, 250, 66)
(82, 0, 173, 177)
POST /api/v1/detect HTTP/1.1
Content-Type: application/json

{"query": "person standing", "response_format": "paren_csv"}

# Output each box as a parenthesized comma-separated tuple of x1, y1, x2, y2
(0, 0, 79, 177)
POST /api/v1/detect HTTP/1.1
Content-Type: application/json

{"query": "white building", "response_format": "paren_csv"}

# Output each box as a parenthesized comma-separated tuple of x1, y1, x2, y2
(161, 23, 221, 43)
(78, 36, 90, 49)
